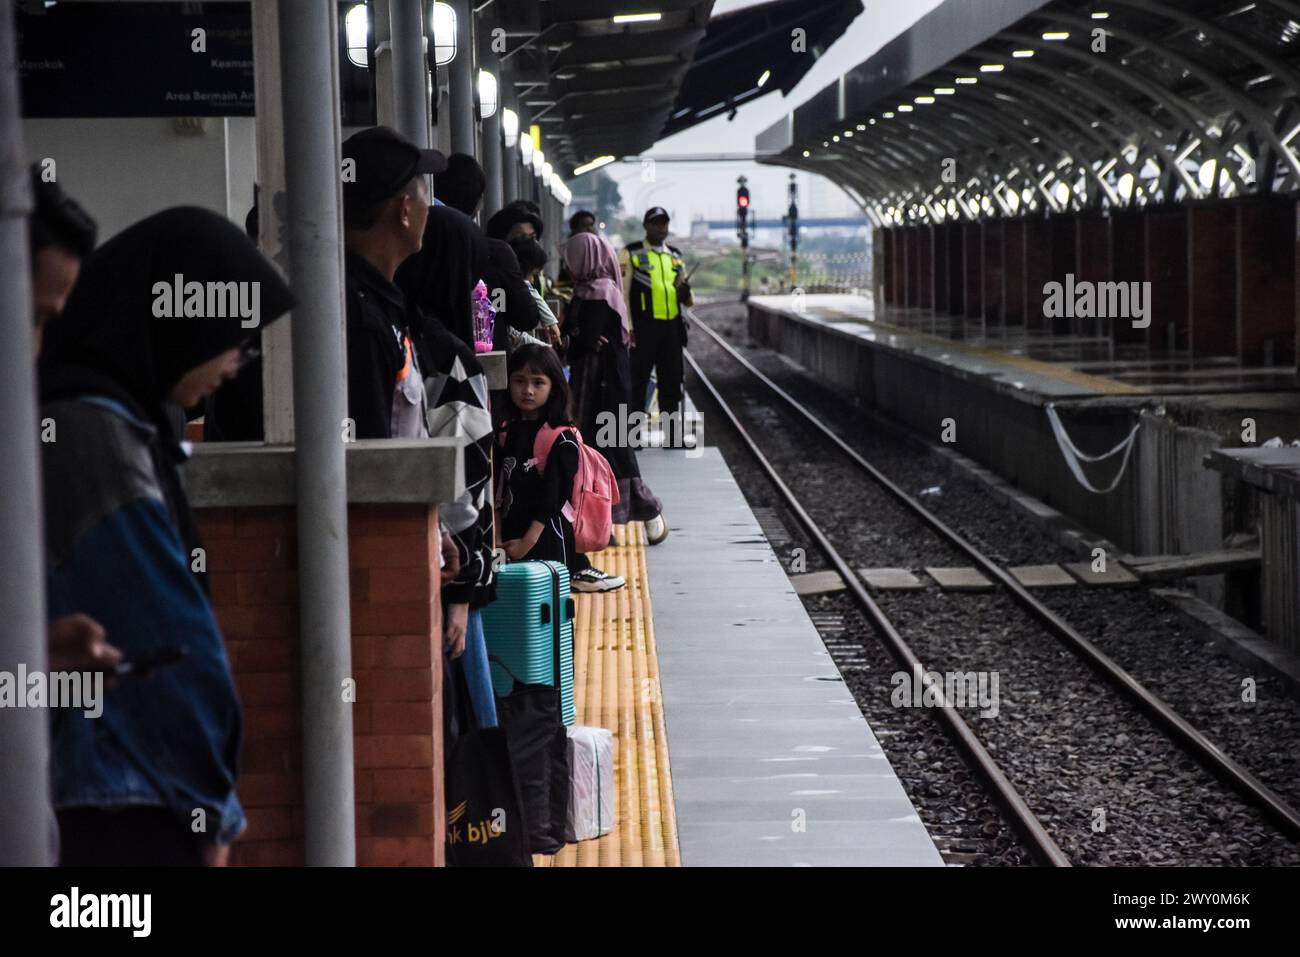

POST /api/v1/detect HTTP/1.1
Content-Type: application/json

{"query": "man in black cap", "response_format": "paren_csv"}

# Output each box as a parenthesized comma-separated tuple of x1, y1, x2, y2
(621, 206, 692, 440)
(341, 125, 446, 439)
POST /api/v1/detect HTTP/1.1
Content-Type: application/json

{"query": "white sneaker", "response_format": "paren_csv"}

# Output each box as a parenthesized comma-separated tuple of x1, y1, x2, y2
(644, 513, 669, 545)
(572, 567, 626, 593)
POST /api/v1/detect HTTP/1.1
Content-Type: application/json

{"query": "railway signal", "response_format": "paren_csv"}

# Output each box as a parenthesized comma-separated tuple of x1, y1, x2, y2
(737, 176, 751, 301)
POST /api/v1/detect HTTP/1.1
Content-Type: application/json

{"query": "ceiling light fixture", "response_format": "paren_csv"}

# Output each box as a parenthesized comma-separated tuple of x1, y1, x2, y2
(573, 155, 616, 176)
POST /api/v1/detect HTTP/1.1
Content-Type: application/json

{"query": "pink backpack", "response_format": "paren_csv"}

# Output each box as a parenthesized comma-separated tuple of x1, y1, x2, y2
(532, 425, 619, 553)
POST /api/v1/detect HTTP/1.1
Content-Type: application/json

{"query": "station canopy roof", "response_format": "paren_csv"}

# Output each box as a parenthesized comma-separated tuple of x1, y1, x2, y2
(493, 0, 863, 174)
(660, 0, 865, 139)
(494, 0, 715, 173)
(754, 0, 1300, 227)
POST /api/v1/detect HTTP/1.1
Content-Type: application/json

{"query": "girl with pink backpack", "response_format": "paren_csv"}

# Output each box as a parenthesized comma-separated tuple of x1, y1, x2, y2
(495, 344, 625, 593)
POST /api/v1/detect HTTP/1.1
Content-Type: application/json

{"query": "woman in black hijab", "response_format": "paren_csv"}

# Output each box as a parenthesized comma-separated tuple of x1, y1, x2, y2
(396, 203, 540, 352)
(39, 206, 294, 866)
(395, 203, 481, 349)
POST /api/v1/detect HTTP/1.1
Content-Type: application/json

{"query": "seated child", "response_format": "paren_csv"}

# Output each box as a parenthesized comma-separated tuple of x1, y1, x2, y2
(496, 344, 625, 593)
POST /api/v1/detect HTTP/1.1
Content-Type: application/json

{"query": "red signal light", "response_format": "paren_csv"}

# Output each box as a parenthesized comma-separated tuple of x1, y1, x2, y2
(738, 195, 749, 208)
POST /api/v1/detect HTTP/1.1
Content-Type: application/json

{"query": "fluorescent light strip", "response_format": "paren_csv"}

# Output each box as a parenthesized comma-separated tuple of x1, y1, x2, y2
(573, 155, 616, 176)
(981, 64, 1005, 72)
(1043, 31, 1070, 40)
(613, 12, 662, 24)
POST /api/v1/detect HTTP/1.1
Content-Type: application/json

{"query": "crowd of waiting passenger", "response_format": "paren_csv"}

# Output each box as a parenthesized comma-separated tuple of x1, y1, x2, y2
(23, 123, 695, 866)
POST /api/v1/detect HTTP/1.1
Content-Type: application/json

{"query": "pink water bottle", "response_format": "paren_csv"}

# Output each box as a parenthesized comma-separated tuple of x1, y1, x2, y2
(472, 280, 495, 353)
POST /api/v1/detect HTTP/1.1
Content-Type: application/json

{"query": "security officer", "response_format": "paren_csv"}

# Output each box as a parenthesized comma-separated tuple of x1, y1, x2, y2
(621, 207, 692, 434)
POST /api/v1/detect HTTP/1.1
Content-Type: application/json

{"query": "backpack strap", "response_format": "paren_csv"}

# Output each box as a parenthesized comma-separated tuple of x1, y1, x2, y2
(531, 424, 579, 475)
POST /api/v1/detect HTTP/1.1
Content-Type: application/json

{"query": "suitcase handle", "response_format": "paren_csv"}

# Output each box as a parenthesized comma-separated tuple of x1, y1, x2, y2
(540, 605, 551, 626)
(565, 598, 575, 620)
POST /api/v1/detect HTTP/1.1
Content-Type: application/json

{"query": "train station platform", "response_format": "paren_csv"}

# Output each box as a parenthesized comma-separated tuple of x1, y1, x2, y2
(541, 444, 942, 867)
(746, 294, 1300, 574)
(642, 447, 941, 867)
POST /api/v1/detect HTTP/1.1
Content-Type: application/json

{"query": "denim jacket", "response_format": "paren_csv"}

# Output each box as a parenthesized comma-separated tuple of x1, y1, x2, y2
(41, 396, 245, 846)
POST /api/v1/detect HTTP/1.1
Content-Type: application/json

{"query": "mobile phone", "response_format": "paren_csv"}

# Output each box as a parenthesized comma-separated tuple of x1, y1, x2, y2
(113, 645, 187, 679)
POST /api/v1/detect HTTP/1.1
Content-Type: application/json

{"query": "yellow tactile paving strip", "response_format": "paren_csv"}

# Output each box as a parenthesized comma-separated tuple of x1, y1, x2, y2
(815, 305, 1141, 395)
(534, 522, 681, 867)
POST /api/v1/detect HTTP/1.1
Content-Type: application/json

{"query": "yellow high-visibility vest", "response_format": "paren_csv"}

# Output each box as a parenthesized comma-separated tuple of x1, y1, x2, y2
(629, 246, 682, 319)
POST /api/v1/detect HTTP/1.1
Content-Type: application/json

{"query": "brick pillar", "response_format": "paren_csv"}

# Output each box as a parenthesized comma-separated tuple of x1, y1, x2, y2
(882, 228, 896, 306)
(891, 226, 903, 306)
(982, 220, 1004, 337)
(1023, 218, 1052, 336)
(1111, 209, 1146, 347)
(1188, 205, 1238, 359)
(1237, 198, 1296, 367)
(933, 222, 950, 318)
(963, 222, 982, 326)
(947, 222, 965, 320)
(197, 502, 445, 867)
(872, 225, 885, 315)
(1146, 208, 1188, 355)
(1049, 215, 1077, 336)
(1003, 219, 1027, 332)
(901, 226, 914, 308)
(1076, 213, 1111, 347)
(918, 224, 934, 312)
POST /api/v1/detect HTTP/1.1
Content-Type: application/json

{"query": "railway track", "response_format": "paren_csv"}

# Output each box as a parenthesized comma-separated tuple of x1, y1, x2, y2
(682, 303, 1300, 865)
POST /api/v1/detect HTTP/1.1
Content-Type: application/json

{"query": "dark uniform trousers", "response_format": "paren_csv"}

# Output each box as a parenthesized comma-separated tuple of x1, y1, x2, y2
(631, 315, 686, 424)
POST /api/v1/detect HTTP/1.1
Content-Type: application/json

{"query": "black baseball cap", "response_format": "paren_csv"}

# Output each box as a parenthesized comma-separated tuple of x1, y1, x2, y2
(643, 206, 670, 224)
(342, 126, 448, 203)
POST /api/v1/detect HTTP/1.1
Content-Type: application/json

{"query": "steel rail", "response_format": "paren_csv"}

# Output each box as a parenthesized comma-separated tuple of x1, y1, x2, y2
(686, 305, 1300, 843)
(680, 347, 1072, 868)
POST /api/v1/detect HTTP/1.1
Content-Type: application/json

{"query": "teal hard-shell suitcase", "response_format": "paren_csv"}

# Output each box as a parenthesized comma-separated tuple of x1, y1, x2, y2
(481, 560, 576, 726)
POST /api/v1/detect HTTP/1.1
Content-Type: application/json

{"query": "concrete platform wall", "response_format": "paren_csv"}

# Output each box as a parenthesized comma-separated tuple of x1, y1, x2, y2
(747, 303, 1226, 563)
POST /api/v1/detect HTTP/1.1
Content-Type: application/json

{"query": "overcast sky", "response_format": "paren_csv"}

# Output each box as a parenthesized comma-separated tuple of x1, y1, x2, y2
(596, 0, 945, 233)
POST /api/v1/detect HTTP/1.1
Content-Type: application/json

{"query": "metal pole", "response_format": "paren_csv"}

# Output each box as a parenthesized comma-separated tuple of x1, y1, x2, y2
(499, 66, 517, 205)
(388, 0, 429, 149)
(253, 2, 294, 443)
(0, 0, 52, 867)
(446, 0, 475, 156)
(277, 0, 356, 867)
(513, 142, 524, 205)
(480, 67, 503, 217)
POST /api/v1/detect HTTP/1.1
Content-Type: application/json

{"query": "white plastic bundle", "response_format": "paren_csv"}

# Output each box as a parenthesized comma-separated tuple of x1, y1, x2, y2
(565, 725, 615, 842)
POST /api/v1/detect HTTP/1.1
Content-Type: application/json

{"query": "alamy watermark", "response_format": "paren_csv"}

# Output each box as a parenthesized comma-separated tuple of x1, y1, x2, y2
(0, 664, 103, 718)
(151, 274, 261, 328)
(50, 887, 151, 937)
(1042, 274, 1151, 329)
(594, 404, 702, 456)
(891, 663, 1000, 718)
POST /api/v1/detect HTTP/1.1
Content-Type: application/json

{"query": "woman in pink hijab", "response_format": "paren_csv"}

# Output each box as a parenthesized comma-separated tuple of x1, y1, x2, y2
(561, 232, 665, 533)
